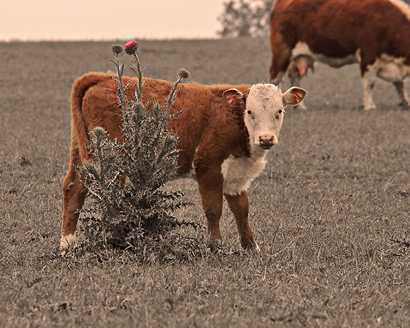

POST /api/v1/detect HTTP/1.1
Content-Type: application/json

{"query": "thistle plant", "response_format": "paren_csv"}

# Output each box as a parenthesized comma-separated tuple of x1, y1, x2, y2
(79, 40, 196, 257)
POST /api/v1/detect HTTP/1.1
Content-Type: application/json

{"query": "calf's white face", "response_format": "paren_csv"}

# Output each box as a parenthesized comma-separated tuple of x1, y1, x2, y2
(244, 84, 306, 150)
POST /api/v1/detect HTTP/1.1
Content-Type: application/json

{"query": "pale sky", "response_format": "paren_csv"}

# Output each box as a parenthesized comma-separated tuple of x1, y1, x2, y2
(0, 0, 226, 40)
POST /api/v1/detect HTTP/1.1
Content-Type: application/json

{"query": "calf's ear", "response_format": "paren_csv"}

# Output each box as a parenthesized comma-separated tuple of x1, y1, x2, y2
(283, 87, 307, 106)
(223, 88, 244, 107)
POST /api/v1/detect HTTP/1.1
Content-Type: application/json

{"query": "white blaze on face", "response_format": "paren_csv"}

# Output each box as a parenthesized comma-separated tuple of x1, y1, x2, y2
(245, 84, 285, 149)
(220, 84, 306, 196)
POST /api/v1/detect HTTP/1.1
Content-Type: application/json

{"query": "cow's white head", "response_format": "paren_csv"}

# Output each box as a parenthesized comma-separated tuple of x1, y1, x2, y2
(224, 84, 306, 151)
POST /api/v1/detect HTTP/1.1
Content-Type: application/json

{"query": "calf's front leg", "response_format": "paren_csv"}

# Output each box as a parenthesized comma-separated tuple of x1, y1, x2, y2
(196, 168, 224, 251)
(225, 192, 259, 252)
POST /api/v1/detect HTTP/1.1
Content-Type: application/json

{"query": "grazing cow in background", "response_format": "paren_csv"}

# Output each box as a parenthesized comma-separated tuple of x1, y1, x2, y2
(270, 0, 410, 111)
(60, 72, 306, 254)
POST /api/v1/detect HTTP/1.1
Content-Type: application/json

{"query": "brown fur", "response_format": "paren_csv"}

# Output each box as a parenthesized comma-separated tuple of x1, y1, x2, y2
(270, 0, 410, 79)
(61, 72, 261, 251)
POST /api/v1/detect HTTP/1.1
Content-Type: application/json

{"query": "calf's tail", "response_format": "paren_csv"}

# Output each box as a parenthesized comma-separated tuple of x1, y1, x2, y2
(70, 72, 109, 161)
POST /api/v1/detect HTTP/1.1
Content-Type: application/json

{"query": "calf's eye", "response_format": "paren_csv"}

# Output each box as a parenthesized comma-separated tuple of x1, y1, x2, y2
(278, 109, 283, 114)
(247, 110, 252, 115)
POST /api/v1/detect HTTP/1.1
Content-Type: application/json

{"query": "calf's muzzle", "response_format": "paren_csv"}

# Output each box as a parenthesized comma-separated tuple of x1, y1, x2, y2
(258, 135, 277, 149)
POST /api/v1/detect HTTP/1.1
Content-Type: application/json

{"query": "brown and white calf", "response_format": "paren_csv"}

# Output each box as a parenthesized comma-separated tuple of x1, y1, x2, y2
(60, 72, 306, 254)
(270, 0, 410, 110)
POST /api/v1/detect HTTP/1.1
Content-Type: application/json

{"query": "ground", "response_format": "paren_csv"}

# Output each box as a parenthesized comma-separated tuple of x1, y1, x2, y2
(0, 38, 409, 327)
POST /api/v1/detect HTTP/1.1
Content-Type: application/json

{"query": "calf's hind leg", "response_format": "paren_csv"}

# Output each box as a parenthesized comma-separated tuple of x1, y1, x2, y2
(60, 150, 86, 254)
(225, 192, 259, 252)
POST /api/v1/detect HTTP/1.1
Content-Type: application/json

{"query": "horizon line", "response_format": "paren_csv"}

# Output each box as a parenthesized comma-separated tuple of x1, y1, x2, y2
(0, 36, 226, 43)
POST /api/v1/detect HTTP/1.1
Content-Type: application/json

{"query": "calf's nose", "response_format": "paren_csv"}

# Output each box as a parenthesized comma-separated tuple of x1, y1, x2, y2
(258, 135, 277, 149)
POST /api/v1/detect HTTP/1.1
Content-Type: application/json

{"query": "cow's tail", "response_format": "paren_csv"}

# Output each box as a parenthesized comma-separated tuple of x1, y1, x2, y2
(70, 72, 109, 162)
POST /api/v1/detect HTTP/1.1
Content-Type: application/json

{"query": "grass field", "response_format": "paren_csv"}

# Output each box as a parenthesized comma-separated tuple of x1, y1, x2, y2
(0, 38, 409, 327)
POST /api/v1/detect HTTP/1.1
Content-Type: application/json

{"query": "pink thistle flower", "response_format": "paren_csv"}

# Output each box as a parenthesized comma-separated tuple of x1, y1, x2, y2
(124, 40, 138, 55)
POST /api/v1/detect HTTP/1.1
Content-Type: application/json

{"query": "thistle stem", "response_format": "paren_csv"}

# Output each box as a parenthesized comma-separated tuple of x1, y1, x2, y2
(132, 53, 143, 103)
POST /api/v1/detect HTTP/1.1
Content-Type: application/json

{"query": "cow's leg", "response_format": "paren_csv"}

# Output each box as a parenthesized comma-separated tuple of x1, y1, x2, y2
(358, 49, 377, 111)
(269, 33, 291, 86)
(360, 70, 377, 111)
(224, 192, 259, 252)
(271, 70, 286, 87)
(393, 81, 410, 110)
(196, 169, 224, 251)
(372, 58, 409, 110)
(60, 149, 86, 255)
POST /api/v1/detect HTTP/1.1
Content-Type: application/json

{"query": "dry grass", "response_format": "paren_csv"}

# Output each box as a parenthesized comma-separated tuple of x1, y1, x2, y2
(0, 38, 409, 327)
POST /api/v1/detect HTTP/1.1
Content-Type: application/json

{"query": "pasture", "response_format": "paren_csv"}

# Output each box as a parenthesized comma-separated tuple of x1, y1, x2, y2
(0, 38, 409, 327)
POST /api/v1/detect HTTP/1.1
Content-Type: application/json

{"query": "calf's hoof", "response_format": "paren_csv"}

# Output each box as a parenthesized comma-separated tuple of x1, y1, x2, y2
(241, 239, 260, 253)
(207, 239, 223, 253)
(60, 233, 77, 256)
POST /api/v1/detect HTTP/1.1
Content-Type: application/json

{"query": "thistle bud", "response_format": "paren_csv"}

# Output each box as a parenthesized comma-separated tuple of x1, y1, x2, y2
(124, 40, 139, 55)
(112, 45, 123, 56)
(93, 127, 107, 139)
(177, 68, 190, 80)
